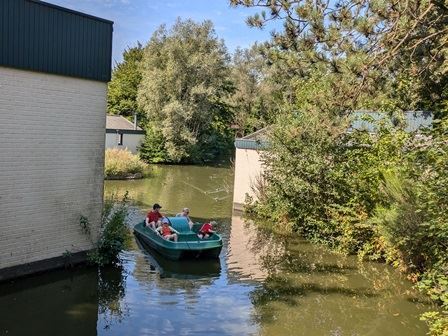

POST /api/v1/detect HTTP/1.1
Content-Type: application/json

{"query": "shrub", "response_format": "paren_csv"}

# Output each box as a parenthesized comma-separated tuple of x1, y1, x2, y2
(104, 148, 147, 179)
(87, 193, 131, 266)
(246, 113, 448, 335)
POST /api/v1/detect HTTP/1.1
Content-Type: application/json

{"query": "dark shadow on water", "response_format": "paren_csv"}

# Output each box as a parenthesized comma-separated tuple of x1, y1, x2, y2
(0, 262, 133, 335)
(0, 266, 99, 336)
(406, 296, 434, 305)
(0, 264, 97, 297)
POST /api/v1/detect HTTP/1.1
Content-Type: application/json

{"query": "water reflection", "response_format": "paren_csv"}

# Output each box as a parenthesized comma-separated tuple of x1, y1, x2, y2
(135, 237, 222, 279)
(225, 210, 437, 335)
(227, 213, 285, 282)
(98, 265, 128, 330)
(245, 234, 434, 335)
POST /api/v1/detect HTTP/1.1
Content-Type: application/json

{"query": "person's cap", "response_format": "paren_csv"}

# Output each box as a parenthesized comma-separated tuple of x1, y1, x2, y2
(162, 217, 169, 224)
(153, 203, 162, 210)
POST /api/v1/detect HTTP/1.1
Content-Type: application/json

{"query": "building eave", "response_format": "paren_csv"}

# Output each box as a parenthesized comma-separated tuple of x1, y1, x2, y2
(106, 129, 145, 135)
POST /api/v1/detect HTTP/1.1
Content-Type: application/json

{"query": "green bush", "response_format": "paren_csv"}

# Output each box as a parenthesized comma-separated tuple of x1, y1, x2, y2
(87, 193, 131, 266)
(104, 148, 147, 179)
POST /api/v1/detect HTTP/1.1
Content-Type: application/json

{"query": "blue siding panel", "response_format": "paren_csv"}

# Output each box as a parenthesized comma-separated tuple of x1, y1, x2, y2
(349, 111, 433, 133)
(0, 0, 113, 82)
(234, 139, 268, 150)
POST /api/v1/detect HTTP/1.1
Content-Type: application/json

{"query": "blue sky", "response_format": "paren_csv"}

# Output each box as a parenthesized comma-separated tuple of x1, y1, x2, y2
(48, 0, 282, 64)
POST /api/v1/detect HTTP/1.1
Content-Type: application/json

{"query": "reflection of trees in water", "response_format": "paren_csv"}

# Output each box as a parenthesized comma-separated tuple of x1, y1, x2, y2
(355, 260, 434, 309)
(245, 223, 434, 335)
(245, 219, 287, 272)
(249, 273, 385, 336)
(249, 270, 431, 335)
(98, 265, 129, 329)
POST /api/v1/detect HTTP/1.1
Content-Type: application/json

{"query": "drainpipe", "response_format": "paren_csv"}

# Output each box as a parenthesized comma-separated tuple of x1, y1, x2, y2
(133, 112, 137, 130)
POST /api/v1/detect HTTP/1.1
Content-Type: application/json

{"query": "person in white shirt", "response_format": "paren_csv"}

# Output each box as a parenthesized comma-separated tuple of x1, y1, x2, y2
(176, 207, 194, 229)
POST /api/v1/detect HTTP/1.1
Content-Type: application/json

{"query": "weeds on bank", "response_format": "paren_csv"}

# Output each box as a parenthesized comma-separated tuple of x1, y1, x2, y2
(80, 192, 131, 266)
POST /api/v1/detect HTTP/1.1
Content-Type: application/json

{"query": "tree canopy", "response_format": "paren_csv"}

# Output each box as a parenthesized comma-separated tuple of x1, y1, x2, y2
(107, 44, 144, 119)
(137, 19, 233, 163)
(227, 45, 279, 137)
(230, 0, 448, 115)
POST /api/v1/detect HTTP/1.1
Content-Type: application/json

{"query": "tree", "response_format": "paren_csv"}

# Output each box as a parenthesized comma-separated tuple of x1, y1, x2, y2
(107, 44, 144, 119)
(137, 19, 233, 163)
(227, 45, 279, 137)
(230, 0, 448, 116)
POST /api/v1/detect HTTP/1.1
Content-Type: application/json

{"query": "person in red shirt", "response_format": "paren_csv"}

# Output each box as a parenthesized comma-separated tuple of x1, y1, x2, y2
(197, 221, 216, 239)
(145, 203, 163, 229)
(156, 218, 178, 242)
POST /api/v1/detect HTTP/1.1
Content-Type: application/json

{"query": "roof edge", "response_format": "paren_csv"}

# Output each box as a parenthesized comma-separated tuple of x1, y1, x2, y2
(28, 0, 114, 24)
(106, 115, 144, 131)
(235, 139, 268, 150)
(106, 129, 145, 135)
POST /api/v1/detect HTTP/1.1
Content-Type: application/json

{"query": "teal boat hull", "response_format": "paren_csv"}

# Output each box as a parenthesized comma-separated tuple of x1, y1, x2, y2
(133, 220, 223, 261)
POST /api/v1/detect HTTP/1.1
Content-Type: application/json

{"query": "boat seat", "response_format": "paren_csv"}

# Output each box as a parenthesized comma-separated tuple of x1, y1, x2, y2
(167, 217, 191, 233)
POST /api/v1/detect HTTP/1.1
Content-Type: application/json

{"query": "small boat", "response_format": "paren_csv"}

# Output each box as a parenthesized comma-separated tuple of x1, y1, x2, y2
(133, 217, 223, 261)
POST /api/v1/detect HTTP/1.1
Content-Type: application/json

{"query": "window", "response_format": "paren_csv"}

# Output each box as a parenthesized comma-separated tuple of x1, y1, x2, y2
(118, 133, 123, 146)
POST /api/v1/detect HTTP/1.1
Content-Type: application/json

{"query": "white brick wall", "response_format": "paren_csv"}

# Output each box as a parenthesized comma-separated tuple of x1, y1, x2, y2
(0, 66, 106, 270)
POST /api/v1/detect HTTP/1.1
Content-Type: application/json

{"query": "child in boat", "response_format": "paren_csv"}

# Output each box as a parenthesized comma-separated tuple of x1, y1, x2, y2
(156, 218, 179, 242)
(197, 221, 216, 239)
(146, 203, 163, 229)
(176, 207, 194, 229)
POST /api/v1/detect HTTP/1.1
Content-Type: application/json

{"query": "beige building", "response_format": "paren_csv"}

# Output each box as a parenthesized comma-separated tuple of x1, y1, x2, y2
(0, 0, 113, 280)
(232, 128, 268, 211)
(106, 115, 145, 154)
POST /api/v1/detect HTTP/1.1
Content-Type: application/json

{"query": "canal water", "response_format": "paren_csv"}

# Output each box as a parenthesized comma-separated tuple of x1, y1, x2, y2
(0, 165, 436, 335)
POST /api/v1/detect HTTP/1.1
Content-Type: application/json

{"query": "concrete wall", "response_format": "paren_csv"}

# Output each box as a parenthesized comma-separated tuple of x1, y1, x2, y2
(233, 148, 264, 210)
(105, 132, 144, 154)
(0, 66, 106, 272)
